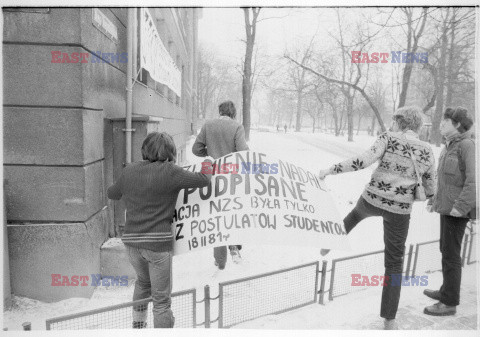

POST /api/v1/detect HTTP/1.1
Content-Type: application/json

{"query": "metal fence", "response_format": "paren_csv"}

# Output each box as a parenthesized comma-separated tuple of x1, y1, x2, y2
(327, 226, 477, 302)
(327, 247, 414, 301)
(217, 261, 319, 328)
(467, 232, 477, 265)
(411, 234, 471, 276)
(46, 288, 196, 330)
(41, 226, 477, 330)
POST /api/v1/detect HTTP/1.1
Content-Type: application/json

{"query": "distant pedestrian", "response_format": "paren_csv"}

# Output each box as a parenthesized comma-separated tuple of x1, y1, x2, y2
(192, 101, 248, 270)
(284, 124, 287, 133)
(423, 107, 476, 316)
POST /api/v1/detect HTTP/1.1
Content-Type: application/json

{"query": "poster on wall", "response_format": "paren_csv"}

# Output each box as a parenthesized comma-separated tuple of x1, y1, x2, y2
(172, 151, 350, 255)
(140, 8, 182, 96)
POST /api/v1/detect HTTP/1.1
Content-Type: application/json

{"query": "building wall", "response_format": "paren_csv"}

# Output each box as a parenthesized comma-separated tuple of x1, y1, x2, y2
(2, 7, 199, 302)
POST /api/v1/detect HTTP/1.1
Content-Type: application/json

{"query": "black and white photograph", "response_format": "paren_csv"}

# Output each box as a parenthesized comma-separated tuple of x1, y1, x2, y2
(1, 0, 478, 334)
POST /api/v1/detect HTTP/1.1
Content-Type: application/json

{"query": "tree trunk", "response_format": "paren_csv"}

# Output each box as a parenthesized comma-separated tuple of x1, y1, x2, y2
(371, 114, 377, 135)
(347, 95, 354, 141)
(242, 8, 260, 141)
(431, 16, 449, 146)
(398, 8, 428, 108)
(331, 106, 339, 136)
(445, 10, 456, 108)
(295, 89, 303, 132)
(356, 113, 363, 135)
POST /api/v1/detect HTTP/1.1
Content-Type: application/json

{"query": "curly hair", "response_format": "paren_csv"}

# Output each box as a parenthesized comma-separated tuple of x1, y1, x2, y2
(141, 132, 177, 163)
(218, 101, 236, 119)
(393, 106, 424, 133)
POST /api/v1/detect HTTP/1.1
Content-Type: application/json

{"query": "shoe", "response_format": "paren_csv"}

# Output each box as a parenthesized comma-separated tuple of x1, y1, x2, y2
(132, 321, 147, 329)
(424, 302, 456, 316)
(423, 289, 441, 301)
(384, 319, 398, 330)
(320, 249, 330, 256)
(214, 261, 225, 270)
(230, 246, 242, 264)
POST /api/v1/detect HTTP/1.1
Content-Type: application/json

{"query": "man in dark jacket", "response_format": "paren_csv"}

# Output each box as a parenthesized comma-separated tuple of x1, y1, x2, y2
(192, 101, 249, 270)
(424, 107, 476, 316)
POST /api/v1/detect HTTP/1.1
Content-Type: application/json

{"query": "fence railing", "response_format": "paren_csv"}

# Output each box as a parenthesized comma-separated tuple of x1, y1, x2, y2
(326, 226, 477, 303)
(327, 247, 414, 301)
(46, 288, 196, 330)
(39, 225, 476, 330)
(217, 261, 319, 328)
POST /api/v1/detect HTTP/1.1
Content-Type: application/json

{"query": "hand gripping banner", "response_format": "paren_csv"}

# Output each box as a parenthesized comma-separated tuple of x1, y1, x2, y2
(172, 151, 350, 255)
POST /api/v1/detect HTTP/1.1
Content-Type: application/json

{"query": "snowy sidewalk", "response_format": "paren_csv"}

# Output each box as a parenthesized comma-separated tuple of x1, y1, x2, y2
(235, 263, 478, 330)
(4, 130, 474, 330)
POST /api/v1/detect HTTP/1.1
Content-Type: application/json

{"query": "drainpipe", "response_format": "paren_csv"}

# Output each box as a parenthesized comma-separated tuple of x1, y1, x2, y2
(125, 8, 134, 164)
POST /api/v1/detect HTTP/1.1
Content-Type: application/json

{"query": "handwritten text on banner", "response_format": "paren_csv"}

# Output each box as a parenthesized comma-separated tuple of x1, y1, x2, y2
(172, 151, 350, 255)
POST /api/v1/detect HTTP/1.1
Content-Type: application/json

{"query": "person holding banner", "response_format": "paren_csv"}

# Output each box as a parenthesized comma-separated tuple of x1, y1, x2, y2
(423, 107, 475, 317)
(319, 106, 436, 330)
(108, 132, 213, 329)
(192, 100, 249, 270)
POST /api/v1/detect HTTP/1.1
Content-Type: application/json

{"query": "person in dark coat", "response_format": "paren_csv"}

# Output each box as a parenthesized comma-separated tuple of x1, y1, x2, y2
(192, 101, 248, 270)
(423, 107, 476, 316)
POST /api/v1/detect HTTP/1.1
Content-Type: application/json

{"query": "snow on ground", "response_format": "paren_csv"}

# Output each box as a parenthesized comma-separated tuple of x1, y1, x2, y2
(2, 129, 460, 331)
(234, 263, 478, 330)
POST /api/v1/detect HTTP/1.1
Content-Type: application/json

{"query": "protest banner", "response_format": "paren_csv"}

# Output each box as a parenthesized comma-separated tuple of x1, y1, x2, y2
(172, 151, 350, 255)
(139, 8, 182, 96)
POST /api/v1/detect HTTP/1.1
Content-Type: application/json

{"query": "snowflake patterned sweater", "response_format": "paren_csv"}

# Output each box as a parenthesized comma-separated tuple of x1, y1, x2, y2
(327, 131, 436, 214)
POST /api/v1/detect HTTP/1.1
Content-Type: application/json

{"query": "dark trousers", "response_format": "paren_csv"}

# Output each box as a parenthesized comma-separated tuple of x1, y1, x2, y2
(214, 245, 242, 268)
(344, 197, 410, 319)
(439, 214, 468, 306)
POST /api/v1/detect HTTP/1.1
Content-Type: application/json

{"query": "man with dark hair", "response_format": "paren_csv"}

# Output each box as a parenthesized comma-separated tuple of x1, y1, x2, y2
(423, 107, 476, 316)
(193, 100, 249, 270)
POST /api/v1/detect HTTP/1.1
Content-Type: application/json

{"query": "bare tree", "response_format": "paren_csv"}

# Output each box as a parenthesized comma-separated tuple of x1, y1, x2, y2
(397, 8, 428, 108)
(284, 56, 386, 134)
(241, 7, 261, 141)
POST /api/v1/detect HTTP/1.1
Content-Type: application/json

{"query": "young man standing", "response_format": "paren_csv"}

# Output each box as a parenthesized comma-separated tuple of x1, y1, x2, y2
(192, 101, 249, 270)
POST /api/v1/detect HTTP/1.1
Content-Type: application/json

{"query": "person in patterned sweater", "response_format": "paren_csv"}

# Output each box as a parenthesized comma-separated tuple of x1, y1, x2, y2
(318, 106, 436, 330)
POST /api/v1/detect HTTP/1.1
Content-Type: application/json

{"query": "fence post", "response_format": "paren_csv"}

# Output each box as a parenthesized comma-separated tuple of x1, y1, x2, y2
(22, 322, 31, 331)
(328, 261, 336, 301)
(461, 234, 469, 267)
(467, 233, 475, 265)
(204, 285, 211, 329)
(405, 244, 414, 278)
(319, 260, 327, 305)
(411, 244, 420, 277)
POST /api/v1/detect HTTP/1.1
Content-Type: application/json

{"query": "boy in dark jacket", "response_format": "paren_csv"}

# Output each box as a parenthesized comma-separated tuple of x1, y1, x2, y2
(424, 107, 476, 316)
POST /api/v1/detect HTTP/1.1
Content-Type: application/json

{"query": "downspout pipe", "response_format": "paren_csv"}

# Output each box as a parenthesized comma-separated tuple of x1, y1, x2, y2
(125, 8, 134, 164)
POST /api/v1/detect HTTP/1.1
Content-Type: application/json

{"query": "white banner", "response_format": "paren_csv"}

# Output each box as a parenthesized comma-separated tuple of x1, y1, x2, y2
(140, 8, 182, 96)
(172, 151, 350, 255)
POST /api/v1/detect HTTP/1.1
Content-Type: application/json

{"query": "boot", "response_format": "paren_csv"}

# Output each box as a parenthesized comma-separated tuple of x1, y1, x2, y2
(384, 319, 398, 330)
(320, 249, 330, 256)
(214, 260, 225, 270)
(132, 321, 147, 329)
(230, 246, 242, 264)
(423, 289, 441, 301)
(424, 302, 456, 316)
